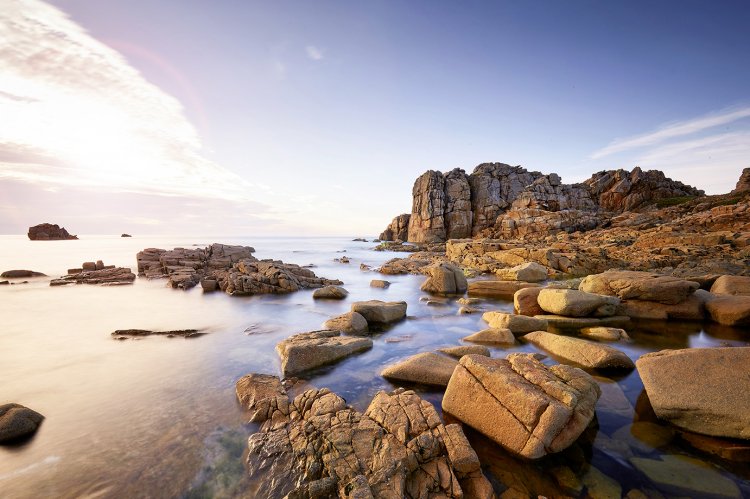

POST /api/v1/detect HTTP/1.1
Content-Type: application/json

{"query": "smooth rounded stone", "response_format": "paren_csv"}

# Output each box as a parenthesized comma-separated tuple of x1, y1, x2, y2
(381, 352, 459, 387)
(323, 311, 369, 335)
(276, 330, 373, 376)
(351, 300, 407, 324)
(619, 292, 706, 320)
(495, 262, 548, 283)
(629, 455, 741, 498)
(524, 331, 635, 370)
(420, 262, 468, 294)
(612, 422, 675, 453)
(482, 311, 547, 335)
(513, 287, 544, 316)
(710, 275, 750, 296)
(580, 327, 629, 341)
(200, 279, 218, 291)
(370, 279, 390, 288)
(235, 373, 289, 423)
(467, 280, 541, 298)
(705, 294, 750, 325)
(462, 328, 515, 345)
(636, 347, 750, 439)
(442, 353, 601, 459)
(579, 270, 700, 305)
(537, 288, 620, 317)
(593, 376, 634, 418)
(0, 403, 44, 443)
(312, 285, 349, 300)
(438, 345, 491, 359)
(535, 314, 630, 329)
(0, 270, 46, 278)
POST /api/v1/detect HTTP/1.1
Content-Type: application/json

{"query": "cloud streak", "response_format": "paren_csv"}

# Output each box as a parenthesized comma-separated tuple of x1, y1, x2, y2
(305, 45, 324, 60)
(0, 0, 258, 202)
(591, 106, 750, 159)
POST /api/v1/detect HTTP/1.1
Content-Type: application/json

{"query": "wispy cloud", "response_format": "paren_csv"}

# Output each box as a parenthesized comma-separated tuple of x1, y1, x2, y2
(0, 0, 259, 203)
(305, 45, 324, 61)
(591, 106, 750, 159)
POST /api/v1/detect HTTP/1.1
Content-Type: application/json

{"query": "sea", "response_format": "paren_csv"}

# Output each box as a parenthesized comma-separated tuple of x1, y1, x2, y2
(1, 235, 748, 498)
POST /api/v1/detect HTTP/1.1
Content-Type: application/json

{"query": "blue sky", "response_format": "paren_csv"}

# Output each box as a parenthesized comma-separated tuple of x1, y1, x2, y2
(1, 0, 749, 235)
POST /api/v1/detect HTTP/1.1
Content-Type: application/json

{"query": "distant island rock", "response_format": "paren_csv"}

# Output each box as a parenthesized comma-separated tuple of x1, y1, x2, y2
(121, 233, 132, 237)
(27, 223, 78, 240)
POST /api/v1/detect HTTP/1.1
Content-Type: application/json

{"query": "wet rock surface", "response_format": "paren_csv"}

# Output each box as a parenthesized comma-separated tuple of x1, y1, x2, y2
(244, 383, 493, 499)
(442, 353, 600, 459)
(637, 347, 750, 440)
(276, 330, 373, 376)
(381, 352, 459, 387)
(0, 404, 44, 443)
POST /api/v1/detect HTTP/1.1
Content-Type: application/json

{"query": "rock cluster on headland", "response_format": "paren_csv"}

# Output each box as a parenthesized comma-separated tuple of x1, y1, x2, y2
(237, 373, 494, 499)
(27, 223, 78, 240)
(137, 243, 342, 294)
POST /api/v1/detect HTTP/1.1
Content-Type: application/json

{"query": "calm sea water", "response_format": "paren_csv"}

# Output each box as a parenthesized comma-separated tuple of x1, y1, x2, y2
(0, 235, 748, 498)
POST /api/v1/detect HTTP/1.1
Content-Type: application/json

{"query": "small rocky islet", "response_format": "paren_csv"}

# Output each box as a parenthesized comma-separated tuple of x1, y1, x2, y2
(5, 165, 750, 498)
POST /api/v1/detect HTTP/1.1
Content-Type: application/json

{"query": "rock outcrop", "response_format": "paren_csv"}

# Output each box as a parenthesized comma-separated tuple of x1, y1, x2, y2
(379, 213, 411, 241)
(420, 262, 467, 294)
(243, 382, 494, 499)
(730, 167, 750, 194)
(637, 348, 750, 440)
(276, 330, 372, 376)
(442, 353, 600, 459)
(27, 223, 77, 240)
(50, 266, 135, 286)
(0, 404, 44, 443)
(380, 164, 705, 243)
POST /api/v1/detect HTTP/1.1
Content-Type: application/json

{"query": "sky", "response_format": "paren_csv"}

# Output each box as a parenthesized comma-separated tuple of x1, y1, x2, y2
(1, 0, 749, 236)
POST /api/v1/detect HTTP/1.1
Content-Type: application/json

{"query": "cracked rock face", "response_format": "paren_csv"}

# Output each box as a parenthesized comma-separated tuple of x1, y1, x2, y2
(442, 353, 601, 459)
(244, 384, 494, 499)
(276, 330, 373, 376)
(379, 213, 411, 241)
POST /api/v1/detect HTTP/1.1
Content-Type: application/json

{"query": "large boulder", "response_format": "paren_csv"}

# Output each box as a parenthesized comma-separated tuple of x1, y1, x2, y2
(442, 353, 600, 459)
(705, 294, 750, 326)
(27, 223, 77, 240)
(468, 280, 541, 298)
(524, 331, 635, 370)
(514, 286, 544, 316)
(312, 285, 349, 300)
(0, 404, 44, 443)
(579, 270, 699, 305)
(381, 352, 458, 387)
(420, 263, 468, 294)
(710, 275, 750, 296)
(276, 330, 372, 376)
(379, 213, 410, 241)
(619, 292, 706, 321)
(351, 300, 407, 324)
(636, 348, 750, 439)
(245, 385, 494, 498)
(537, 289, 620, 317)
(482, 311, 547, 335)
(496, 262, 548, 282)
(235, 374, 289, 423)
(323, 312, 369, 335)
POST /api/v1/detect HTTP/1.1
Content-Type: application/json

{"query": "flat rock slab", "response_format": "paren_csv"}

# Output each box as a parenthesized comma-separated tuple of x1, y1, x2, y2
(535, 314, 630, 329)
(467, 280, 540, 298)
(482, 311, 547, 335)
(50, 267, 136, 286)
(111, 329, 203, 339)
(636, 347, 750, 439)
(323, 312, 369, 335)
(276, 330, 372, 376)
(495, 262, 548, 282)
(580, 327, 629, 342)
(442, 353, 600, 459)
(438, 345, 491, 359)
(236, 373, 289, 423)
(0, 404, 44, 443)
(630, 455, 741, 498)
(579, 270, 699, 305)
(463, 328, 515, 345)
(312, 285, 349, 299)
(537, 289, 619, 317)
(705, 294, 750, 326)
(514, 287, 544, 316)
(524, 331, 635, 370)
(381, 352, 459, 387)
(351, 300, 407, 324)
(0, 270, 46, 278)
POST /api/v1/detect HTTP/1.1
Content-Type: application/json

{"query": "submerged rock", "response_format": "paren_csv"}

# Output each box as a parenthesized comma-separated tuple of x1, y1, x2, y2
(351, 300, 407, 324)
(381, 352, 458, 387)
(27, 223, 77, 240)
(442, 353, 600, 459)
(0, 404, 44, 443)
(524, 331, 635, 370)
(636, 347, 750, 440)
(276, 330, 372, 376)
(244, 385, 493, 498)
(630, 455, 741, 498)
